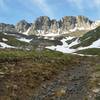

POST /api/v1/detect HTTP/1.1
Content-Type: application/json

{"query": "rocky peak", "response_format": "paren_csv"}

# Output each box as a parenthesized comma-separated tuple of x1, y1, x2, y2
(35, 16, 51, 31)
(50, 19, 59, 33)
(28, 15, 96, 36)
(76, 16, 93, 28)
(15, 20, 31, 33)
(61, 16, 76, 30)
(0, 16, 99, 36)
(0, 23, 16, 33)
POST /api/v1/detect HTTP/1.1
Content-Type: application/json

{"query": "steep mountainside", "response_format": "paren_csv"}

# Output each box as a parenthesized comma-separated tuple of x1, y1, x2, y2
(28, 16, 98, 36)
(15, 20, 31, 33)
(72, 26, 100, 48)
(0, 23, 17, 33)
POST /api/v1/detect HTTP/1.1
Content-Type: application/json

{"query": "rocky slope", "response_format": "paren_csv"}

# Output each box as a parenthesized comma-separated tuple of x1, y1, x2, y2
(0, 23, 17, 33)
(15, 20, 31, 33)
(28, 16, 95, 36)
(0, 49, 99, 100)
(0, 16, 100, 37)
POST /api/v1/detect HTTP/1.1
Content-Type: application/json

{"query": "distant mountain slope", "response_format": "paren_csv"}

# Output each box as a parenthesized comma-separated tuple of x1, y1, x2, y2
(46, 26, 100, 55)
(0, 16, 100, 55)
(0, 32, 30, 49)
(72, 26, 100, 48)
(0, 32, 62, 50)
(0, 16, 100, 37)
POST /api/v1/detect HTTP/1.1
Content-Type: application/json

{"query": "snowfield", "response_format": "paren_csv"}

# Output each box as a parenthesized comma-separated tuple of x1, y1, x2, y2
(46, 37, 100, 53)
(46, 36, 79, 53)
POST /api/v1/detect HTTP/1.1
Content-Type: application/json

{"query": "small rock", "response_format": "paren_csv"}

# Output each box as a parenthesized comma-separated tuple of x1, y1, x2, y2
(55, 88, 66, 96)
(0, 72, 5, 75)
(92, 88, 100, 93)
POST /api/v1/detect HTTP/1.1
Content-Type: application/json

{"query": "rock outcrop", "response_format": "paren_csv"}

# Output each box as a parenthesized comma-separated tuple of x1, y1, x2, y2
(15, 20, 31, 33)
(0, 23, 17, 33)
(28, 16, 96, 35)
(0, 16, 100, 36)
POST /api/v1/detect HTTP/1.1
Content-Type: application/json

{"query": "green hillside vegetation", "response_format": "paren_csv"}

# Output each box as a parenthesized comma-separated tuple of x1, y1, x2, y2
(0, 32, 29, 47)
(0, 49, 99, 99)
(72, 26, 100, 48)
(0, 49, 82, 99)
(76, 48, 100, 55)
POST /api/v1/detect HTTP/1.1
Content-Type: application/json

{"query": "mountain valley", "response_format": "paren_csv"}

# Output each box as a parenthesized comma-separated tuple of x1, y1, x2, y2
(0, 16, 100, 100)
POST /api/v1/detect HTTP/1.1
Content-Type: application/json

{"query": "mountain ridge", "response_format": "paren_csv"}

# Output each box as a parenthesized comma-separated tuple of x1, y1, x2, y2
(0, 16, 100, 37)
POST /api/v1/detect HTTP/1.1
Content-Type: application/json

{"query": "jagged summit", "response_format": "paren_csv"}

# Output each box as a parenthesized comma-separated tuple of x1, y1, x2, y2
(15, 20, 31, 33)
(0, 16, 100, 36)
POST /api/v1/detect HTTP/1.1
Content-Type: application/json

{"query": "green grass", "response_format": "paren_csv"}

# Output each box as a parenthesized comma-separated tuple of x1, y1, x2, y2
(72, 26, 100, 48)
(0, 32, 29, 47)
(0, 48, 99, 99)
(0, 49, 82, 99)
(95, 96, 100, 100)
(76, 48, 100, 55)
(95, 64, 100, 71)
(0, 49, 70, 59)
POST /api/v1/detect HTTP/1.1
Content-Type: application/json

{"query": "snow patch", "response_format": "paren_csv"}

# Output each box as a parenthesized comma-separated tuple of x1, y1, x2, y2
(2, 38, 8, 42)
(89, 39, 100, 48)
(17, 38, 32, 43)
(0, 42, 15, 48)
(65, 36, 75, 41)
(46, 37, 100, 54)
(78, 39, 100, 50)
(46, 37, 79, 53)
(3, 33, 8, 35)
(69, 38, 79, 47)
(23, 27, 31, 35)
(46, 46, 75, 53)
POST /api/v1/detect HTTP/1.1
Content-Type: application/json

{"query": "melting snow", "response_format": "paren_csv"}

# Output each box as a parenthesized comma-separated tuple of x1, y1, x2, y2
(46, 45, 75, 53)
(78, 39, 100, 50)
(17, 38, 32, 43)
(46, 37, 79, 53)
(2, 38, 8, 42)
(0, 42, 15, 48)
(46, 37, 100, 54)
(3, 33, 8, 35)
(65, 36, 75, 40)
(89, 39, 100, 48)
(69, 39, 79, 47)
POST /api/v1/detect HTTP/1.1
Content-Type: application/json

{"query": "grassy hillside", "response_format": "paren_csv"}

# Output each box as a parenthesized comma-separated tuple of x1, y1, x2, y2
(0, 49, 99, 99)
(0, 49, 82, 100)
(0, 32, 29, 47)
(72, 26, 100, 48)
(76, 48, 100, 55)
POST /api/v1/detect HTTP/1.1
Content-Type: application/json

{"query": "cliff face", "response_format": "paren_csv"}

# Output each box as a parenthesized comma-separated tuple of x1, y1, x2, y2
(0, 16, 99, 36)
(0, 23, 17, 33)
(15, 20, 31, 33)
(28, 16, 95, 35)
